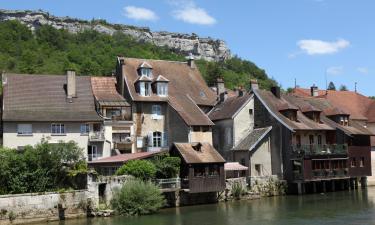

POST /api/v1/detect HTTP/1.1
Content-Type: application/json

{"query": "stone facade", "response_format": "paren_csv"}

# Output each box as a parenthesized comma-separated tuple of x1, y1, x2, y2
(0, 9, 231, 61)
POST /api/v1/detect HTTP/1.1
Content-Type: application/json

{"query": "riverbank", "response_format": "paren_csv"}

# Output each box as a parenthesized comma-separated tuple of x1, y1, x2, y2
(45, 187, 375, 225)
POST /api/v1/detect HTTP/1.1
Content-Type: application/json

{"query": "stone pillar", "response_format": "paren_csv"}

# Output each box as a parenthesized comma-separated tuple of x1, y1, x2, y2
(360, 177, 367, 189)
(175, 190, 180, 207)
(354, 178, 359, 189)
(322, 181, 326, 193)
(312, 182, 317, 193)
(331, 180, 335, 191)
(348, 179, 351, 191)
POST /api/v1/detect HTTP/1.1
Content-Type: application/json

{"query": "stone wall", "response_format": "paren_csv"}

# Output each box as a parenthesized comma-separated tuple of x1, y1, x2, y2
(0, 9, 230, 61)
(0, 190, 88, 225)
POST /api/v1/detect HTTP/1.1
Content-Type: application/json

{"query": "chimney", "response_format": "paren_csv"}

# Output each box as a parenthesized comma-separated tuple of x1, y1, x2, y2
(66, 70, 76, 98)
(219, 92, 228, 103)
(187, 53, 195, 69)
(215, 77, 226, 102)
(310, 84, 318, 97)
(271, 86, 281, 98)
(116, 56, 125, 96)
(250, 79, 259, 91)
(237, 86, 244, 97)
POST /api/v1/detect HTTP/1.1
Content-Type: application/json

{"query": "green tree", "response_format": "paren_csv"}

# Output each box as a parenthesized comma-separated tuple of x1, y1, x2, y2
(116, 160, 157, 180)
(339, 85, 348, 91)
(327, 81, 336, 90)
(111, 179, 165, 216)
(153, 154, 181, 179)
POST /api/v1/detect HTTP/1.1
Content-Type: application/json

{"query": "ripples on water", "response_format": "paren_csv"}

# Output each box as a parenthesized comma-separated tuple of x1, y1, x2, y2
(51, 187, 375, 225)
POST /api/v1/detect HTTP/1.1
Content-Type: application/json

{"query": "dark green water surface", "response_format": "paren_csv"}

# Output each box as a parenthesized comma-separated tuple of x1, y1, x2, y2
(50, 188, 375, 225)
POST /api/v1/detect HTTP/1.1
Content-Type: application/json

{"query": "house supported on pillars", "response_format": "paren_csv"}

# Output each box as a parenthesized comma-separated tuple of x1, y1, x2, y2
(253, 86, 373, 194)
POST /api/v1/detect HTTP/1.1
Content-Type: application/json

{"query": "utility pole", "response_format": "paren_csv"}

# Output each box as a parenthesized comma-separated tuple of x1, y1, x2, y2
(355, 82, 357, 93)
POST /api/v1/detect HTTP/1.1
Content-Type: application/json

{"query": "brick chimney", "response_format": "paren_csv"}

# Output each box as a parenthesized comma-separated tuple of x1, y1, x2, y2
(250, 79, 259, 91)
(66, 70, 76, 98)
(310, 84, 318, 97)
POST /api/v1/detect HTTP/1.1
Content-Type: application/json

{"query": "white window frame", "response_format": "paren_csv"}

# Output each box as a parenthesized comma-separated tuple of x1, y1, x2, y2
(141, 68, 152, 78)
(152, 105, 162, 116)
(51, 123, 65, 135)
(80, 124, 90, 135)
(153, 131, 162, 148)
(157, 83, 168, 96)
(17, 124, 32, 135)
(88, 145, 98, 161)
(139, 82, 151, 96)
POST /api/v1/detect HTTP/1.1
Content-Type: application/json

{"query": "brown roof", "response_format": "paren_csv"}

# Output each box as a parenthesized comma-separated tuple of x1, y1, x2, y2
(154, 75, 169, 82)
(91, 77, 129, 106)
(173, 142, 225, 164)
(121, 57, 217, 106)
(224, 162, 248, 171)
(254, 89, 334, 131)
(3, 73, 102, 122)
(88, 150, 166, 165)
(121, 57, 216, 126)
(209, 93, 252, 121)
(294, 88, 375, 121)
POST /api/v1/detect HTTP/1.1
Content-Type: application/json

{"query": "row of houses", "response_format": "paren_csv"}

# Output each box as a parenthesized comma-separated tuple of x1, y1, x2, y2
(1, 55, 373, 197)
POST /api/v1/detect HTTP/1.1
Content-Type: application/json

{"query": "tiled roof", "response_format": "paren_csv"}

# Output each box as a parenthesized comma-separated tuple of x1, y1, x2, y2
(88, 150, 166, 164)
(254, 89, 334, 131)
(2, 73, 102, 122)
(209, 93, 252, 121)
(154, 75, 169, 82)
(224, 162, 248, 171)
(294, 88, 375, 121)
(121, 57, 216, 126)
(91, 77, 129, 106)
(232, 127, 272, 151)
(173, 142, 225, 164)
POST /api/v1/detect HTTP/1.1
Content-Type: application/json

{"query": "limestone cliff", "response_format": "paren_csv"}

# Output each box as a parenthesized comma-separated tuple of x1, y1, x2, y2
(0, 9, 231, 61)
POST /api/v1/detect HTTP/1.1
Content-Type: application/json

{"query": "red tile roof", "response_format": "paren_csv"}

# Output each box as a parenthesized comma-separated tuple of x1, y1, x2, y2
(88, 151, 166, 164)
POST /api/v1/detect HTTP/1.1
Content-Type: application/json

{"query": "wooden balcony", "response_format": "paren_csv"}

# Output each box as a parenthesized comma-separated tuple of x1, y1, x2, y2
(291, 144, 348, 157)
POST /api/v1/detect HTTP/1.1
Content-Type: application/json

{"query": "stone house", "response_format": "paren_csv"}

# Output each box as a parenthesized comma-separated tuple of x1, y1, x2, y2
(115, 56, 217, 152)
(1, 72, 134, 162)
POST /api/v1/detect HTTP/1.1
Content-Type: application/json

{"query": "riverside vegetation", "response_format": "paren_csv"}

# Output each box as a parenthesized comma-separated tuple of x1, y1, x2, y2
(0, 20, 277, 91)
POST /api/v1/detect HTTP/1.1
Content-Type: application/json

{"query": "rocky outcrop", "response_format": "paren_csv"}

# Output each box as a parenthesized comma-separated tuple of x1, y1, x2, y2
(0, 9, 231, 61)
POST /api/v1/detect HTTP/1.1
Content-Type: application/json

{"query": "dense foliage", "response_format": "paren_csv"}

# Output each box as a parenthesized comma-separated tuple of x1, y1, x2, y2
(196, 57, 277, 90)
(111, 179, 165, 216)
(0, 20, 276, 90)
(0, 140, 86, 194)
(152, 153, 181, 179)
(115, 160, 156, 180)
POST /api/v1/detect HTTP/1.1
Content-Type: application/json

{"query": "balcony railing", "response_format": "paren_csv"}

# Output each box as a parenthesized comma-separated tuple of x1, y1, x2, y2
(154, 178, 181, 190)
(291, 144, 348, 156)
(293, 168, 349, 181)
(89, 132, 105, 142)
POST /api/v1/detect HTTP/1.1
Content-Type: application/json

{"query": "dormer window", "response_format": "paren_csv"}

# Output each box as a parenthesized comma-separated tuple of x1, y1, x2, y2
(339, 115, 349, 126)
(139, 82, 151, 96)
(138, 61, 153, 78)
(157, 83, 168, 96)
(281, 110, 297, 121)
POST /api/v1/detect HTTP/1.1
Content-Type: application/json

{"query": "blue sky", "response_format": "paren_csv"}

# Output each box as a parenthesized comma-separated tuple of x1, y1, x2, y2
(1, 0, 374, 95)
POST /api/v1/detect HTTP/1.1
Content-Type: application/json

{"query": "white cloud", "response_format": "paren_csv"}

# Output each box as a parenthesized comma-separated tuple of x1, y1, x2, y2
(357, 67, 369, 74)
(297, 38, 350, 55)
(171, 0, 216, 25)
(326, 66, 343, 75)
(123, 6, 158, 21)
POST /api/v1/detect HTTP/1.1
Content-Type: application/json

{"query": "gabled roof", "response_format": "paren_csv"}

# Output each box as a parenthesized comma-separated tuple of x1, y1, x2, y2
(120, 57, 217, 106)
(209, 93, 252, 121)
(91, 77, 130, 107)
(224, 162, 248, 171)
(232, 127, 272, 151)
(2, 73, 101, 122)
(253, 89, 334, 132)
(154, 75, 169, 82)
(138, 61, 153, 69)
(173, 142, 225, 164)
(135, 75, 152, 82)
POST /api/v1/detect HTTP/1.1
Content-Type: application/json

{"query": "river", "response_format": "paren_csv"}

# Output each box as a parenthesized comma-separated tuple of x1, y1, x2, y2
(50, 187, 375, 225)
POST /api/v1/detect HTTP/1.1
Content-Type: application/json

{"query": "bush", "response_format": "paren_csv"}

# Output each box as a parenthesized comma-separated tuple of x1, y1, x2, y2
(153, 154, 181, 179)
(231, 181, 245, 200)
(111, 179, 165, 216)
(0, 139, 85, 194)
(115, 160, 156, 180)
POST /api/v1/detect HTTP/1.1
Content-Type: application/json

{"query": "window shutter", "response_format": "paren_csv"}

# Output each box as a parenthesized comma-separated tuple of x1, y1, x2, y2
(147, 132, 153, 147)
(162, 132, 168, 147)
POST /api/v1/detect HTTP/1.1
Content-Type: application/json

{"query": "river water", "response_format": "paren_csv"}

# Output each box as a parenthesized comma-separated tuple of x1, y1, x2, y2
(51, 187, 375, 225)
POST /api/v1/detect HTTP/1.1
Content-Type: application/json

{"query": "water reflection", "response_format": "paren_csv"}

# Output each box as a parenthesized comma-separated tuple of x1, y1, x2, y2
(51, 187, 375, 225)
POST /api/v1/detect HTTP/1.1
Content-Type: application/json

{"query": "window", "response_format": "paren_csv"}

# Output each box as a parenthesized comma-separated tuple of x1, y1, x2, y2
(88, 145, 99, 161)
(351, 158, 357, 167)
(80, 124, 90, 135)
(225, 127, 232, 145)
(255, 164, 262, 176)
(51, 124, 65, 134)
(194, 167, 206, 177)
(360, 157, 365, 167)
(153, 131, 162, 147)
(208, 165, 219, 176)
(339, 116, 349, 126)
(17, 124, 32, 135)
(317, 135, 322, 145)
(157, 83, 168, 96)
(202, 126, 210, 132)
(139, 82, 151, 96)
(152, 105, 162, 115)
(141, 68, 152, 77)
(249, 109, 253, 115)
(193, 126, 200, 132)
